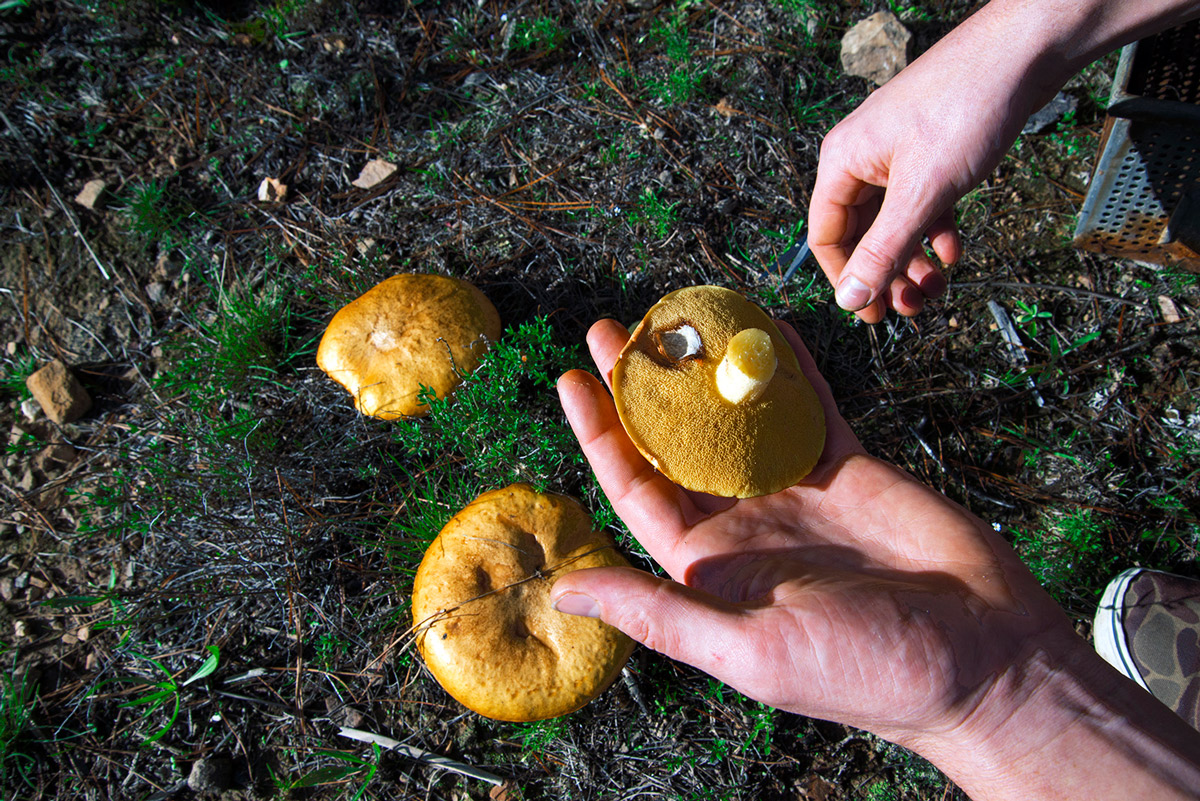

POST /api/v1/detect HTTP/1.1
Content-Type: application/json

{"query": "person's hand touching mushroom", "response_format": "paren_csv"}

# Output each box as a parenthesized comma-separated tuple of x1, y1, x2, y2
(551, 317, 1200, 800)
(811, 0, 1200, 322)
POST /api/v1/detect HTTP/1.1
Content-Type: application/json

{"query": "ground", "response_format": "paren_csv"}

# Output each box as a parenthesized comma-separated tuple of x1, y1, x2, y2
(1, 1, 1198, 800)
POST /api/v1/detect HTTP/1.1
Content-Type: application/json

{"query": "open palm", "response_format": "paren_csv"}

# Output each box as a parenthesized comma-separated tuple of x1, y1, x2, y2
(552, 318, 1073, 741)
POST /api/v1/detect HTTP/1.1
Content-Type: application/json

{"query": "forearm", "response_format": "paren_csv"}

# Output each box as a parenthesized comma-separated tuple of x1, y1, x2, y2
(956, 0, 1200, 99)
(900, 632, 1200, 800)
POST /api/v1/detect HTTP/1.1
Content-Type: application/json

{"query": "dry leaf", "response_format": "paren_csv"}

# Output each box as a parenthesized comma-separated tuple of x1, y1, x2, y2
(352, 159, 398, 189)
(714, 97, 738, 117)
(257, 177, 288, 202)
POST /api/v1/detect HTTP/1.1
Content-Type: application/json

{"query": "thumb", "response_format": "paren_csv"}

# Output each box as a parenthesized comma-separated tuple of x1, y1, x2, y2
(551, 566, 756, 678)
(836, 189, 948, 312)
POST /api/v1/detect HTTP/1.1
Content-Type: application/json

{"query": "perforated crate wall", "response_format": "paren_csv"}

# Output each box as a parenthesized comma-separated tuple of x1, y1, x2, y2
(1074, 18, 1200, 270)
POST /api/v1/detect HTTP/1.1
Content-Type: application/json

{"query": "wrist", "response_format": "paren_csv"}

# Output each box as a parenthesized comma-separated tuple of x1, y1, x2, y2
(898, 629, 1200, 800)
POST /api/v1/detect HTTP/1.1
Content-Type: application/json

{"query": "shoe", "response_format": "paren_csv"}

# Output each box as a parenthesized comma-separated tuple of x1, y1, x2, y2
(1094, 568, 1200, 731)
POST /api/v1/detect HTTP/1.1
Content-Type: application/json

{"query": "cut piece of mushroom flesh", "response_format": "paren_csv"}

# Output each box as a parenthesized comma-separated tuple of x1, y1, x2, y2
(715, 327, 777, 405)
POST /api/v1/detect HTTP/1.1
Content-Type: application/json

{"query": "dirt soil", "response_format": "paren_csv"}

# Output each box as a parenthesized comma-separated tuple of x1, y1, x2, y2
(1, 1, 1198, 800)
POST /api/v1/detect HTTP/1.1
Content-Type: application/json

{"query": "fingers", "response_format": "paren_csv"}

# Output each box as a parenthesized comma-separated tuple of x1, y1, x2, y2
(810, 143, 958, 320)
(584, 318, 629, 389)
(551, 566, 764, 686)
(556, 367, 702, 578)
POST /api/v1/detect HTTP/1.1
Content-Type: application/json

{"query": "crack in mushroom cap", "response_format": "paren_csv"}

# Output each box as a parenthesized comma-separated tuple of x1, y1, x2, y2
(612, 285, 826, 498)
(411, 484, 635, 722)
(316, 273, 501, 419)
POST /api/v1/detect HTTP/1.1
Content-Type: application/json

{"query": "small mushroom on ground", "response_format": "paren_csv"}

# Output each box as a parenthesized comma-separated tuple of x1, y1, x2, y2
(317, 273, 501, 419)
(612, 285, 826, 498)
(411, 483, 635, 722)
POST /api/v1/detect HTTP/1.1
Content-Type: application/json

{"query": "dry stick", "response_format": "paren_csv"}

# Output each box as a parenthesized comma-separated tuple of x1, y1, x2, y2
(338, 727, 504, 786)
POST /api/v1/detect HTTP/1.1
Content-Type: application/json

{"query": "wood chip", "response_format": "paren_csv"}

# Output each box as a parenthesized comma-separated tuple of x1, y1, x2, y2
(352, 159, 398, 189)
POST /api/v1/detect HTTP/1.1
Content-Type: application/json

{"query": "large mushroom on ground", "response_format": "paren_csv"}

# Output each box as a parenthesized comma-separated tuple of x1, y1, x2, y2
(317, 273, 501, 419)
(411, 483, 635, 722)
(612, 285, 826, 498)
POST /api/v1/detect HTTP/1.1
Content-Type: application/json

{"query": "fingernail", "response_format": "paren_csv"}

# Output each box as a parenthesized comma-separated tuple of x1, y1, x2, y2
(836, 276, 873, 311)
(553, 592, 601, 618)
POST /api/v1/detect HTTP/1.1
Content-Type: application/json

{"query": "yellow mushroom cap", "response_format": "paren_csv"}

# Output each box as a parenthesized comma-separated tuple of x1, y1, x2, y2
(412, 484, 635, 722)
(316, 274, 501, 419)
(612, 285, 826, 498)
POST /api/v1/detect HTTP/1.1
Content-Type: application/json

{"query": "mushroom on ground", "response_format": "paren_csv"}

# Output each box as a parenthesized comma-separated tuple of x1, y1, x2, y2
(317, 273, 501, 419)
(612, 285, 826, 498)
(411, 484, 635, 722)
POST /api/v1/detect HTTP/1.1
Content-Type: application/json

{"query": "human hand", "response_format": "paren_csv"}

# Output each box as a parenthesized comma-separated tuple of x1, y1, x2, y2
(552, 318, 1200, 799)
(551, 317, 1068, 739)
(809, 8, 1064, 322)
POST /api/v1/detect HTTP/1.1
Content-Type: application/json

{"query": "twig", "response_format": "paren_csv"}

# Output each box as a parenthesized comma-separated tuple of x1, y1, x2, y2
(338, 726, 504, 786)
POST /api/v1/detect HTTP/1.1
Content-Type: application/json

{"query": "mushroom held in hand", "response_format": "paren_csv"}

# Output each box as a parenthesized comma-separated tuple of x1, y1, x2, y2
(317, 273, 501, 419)
(612, 285, 826, 498)
(411, 484, 635, 722)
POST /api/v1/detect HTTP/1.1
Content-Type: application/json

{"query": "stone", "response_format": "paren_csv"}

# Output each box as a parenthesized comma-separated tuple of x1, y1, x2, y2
(20, 398, 40, 421)
(187, 756, 233, 794)
(1022, 91, 1079, 135)
(0, 576, 14, 601)
(75, 179, 107, 210)
(840, 11, 912, 86)
(351, 159, 398, 189)
(1158, 295, 1183, 324)
(144, 282, 167, 304)
(26, 360, 92, 424)
(33, 442, 77, 475)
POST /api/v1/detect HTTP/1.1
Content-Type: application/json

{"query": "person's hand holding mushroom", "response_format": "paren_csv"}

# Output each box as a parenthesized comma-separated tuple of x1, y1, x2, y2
(552, 318, 1200, 800)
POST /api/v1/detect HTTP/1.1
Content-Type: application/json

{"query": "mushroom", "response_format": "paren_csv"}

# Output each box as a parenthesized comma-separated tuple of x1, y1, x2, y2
(611, 285, 826, 498)
(316, 273, 501, 419)
(411, 483, 635, 722)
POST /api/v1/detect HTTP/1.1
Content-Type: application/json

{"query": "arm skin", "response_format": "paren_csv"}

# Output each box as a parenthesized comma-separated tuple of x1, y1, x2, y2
(552, 318, 1200, 800)
(810, 0, 1200, 322)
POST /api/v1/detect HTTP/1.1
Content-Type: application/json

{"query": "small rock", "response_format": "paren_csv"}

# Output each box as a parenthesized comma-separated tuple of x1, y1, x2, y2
(1022, 91, 1079, 135)
(17, 467, 36, 493)
(75, 179, 107, 210)
(33, 442, 76, 475)
(26, 360, 92, 424)
(323, 696, 365, 728)
(20, 398, 40, 422)
(351, 159, 398, 189)
(61, 632, 79, 645)
(0, 576, 14, 601)
(187, 756, 233, 794)
(144, 282, 168, 304)
(13, 620, 29, 639)
(1158, 295, 1183, 324)
(77, 624, 90, 642)
(257, 176, 288, 202)
(840, 11, 912, 86)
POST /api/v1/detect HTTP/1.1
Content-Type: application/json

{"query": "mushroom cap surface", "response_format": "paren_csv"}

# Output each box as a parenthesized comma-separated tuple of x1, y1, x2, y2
(317, 273, 501, 419)
(612, 285, 826, 498)
(412, 484, 635, 722)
